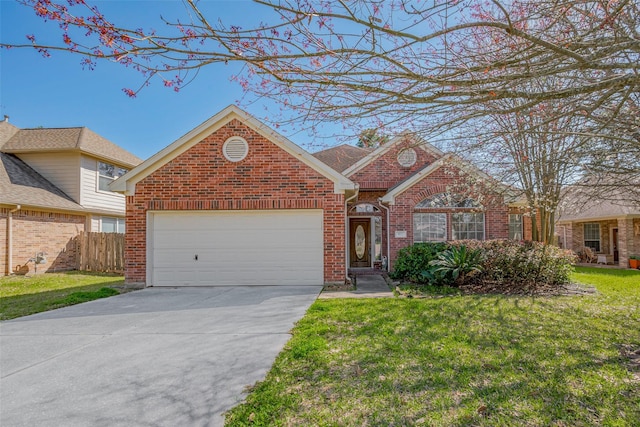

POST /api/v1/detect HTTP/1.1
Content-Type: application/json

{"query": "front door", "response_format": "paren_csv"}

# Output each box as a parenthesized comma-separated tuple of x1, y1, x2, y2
(612, 228, 619, 262)
(350, 219, 371, 268)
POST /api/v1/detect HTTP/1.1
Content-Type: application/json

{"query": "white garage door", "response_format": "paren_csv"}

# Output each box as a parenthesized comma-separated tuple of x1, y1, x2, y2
(149, 210, 324, 286)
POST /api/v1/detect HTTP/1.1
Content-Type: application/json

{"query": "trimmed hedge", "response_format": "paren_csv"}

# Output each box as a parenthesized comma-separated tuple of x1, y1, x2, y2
(392, 240, 577, 288)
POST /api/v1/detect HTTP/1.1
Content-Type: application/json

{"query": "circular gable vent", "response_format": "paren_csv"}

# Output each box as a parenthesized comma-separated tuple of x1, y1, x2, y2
(397, 148, 417, 167)
(223, 137, 249, 162)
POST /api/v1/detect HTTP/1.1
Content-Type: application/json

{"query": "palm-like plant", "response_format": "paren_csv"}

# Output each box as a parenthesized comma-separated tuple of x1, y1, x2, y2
(429, 245, 484, 286)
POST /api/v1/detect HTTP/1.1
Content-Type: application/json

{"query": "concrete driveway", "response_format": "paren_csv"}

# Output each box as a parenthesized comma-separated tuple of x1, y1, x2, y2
(0, 286, 321, 427)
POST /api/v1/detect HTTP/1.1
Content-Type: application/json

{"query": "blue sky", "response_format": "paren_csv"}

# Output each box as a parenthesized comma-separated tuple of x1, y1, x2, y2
(0, 0, 345, 159)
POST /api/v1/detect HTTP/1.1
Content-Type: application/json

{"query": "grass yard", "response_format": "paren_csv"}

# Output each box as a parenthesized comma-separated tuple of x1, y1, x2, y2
(0, 271, 127, 320)
(226, 266, 640, 426)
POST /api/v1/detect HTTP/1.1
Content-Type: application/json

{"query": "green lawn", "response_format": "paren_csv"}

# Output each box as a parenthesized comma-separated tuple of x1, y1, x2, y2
(226, 266, 640, 426)
(0, 271, 127, 320)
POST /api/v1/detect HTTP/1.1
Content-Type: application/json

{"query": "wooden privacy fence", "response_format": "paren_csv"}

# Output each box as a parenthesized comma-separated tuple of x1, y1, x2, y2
(76, 232, 124, 273)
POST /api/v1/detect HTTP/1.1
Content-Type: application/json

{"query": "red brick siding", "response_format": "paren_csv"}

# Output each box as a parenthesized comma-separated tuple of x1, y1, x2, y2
(349, 141, 441, 189)
(1, 208, 85, 275)
(387, 165, 509, 270)
(125, 119, 346, 285)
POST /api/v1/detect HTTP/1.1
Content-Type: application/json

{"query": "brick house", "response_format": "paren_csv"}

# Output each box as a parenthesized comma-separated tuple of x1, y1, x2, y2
(556, 185, 640, 268)
(113, 105, 518, 287)
(1, 119, 141, 275)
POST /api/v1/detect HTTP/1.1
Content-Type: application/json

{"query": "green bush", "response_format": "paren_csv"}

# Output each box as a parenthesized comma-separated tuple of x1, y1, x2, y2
(430, 245, 484, 286)
(393, 240, 577, 289)
(391, 242, 449, 283)
(474, 240, 577, 287)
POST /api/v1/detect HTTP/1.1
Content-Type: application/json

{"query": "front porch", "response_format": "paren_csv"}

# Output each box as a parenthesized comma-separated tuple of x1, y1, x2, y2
(557, 217, 640, 269)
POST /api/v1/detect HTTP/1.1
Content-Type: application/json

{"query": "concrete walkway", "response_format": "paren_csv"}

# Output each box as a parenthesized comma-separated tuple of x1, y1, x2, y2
(0, 286, 321, 427)
(319, 274, 394, 299)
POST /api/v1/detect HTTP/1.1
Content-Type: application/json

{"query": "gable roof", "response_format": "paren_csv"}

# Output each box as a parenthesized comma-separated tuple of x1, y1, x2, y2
(0, 152, 84, 212)
(342, 131, 445, 177)
(111, 105, 357, 195)
(1, 127, 141, 168)
(380, 154, 514, 205)
(312, 144, 372, 173)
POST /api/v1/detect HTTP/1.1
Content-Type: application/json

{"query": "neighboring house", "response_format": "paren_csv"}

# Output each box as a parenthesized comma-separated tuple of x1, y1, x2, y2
(112, 105, 518, 287)
(557, 185, 640, 268)
(1, 118, 142, 275)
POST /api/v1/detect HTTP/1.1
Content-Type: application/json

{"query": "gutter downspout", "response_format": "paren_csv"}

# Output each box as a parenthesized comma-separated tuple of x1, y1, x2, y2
(6, 205, 21, 275)
(344, 188, 359, 282)
(378, 199, 391, 272)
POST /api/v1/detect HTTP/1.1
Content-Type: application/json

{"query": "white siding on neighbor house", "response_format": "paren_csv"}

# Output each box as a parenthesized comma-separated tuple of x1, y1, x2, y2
(89, 216, 101, 232)
(16, 153, 81, 202)
(79, 155, 126, 213)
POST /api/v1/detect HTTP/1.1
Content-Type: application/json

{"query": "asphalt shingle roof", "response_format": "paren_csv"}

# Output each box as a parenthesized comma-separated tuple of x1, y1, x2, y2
(1, 127, 141, 168)
(558, 184, 640, 221)
(312, 144, 372, 173)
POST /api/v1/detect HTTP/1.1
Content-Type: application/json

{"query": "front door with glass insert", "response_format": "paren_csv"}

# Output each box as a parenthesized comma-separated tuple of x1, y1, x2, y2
(350, 219, 371, 268)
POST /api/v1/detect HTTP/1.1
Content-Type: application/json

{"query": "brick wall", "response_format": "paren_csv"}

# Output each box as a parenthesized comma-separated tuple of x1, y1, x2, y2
(125, 119, 346, 285)
(386, 164, 509, 270)
(1, 208, 85, 275)
(349, 140, 440, 189)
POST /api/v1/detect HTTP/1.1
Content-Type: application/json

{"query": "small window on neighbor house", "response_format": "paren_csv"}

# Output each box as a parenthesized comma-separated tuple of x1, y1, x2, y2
(413, 213, 447, 242)
(452, 212, 485, 240)
(584, 223, 601, 252)
(509, 214, 524, 240)
(101, 217, 125, 233)
(98, 161, 128, 192)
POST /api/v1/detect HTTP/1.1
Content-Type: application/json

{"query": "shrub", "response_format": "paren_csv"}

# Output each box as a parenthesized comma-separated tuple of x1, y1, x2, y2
(392, 240, 577, 289)
(391, 242, 449, 283)
(430, 245, 484, 286)
(474, 240, 577, 287)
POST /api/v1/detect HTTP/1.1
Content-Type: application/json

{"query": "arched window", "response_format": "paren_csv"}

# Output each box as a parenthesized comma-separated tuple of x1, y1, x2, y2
(350, 203, 381, 213)
(415, 192, 482, 209)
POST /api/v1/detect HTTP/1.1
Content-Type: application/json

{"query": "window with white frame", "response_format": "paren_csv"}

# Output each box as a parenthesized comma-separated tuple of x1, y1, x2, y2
(101, 217, 125, 233)
(98, 161, 128, 192)
(583, 223, 600, 252)
(452, 213, 485, 240)
(509, 214, 523, 240)
(413, 213, 447, 242)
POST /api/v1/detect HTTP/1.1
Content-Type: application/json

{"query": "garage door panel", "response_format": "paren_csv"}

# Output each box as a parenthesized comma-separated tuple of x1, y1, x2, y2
(150, 210, 324, 286)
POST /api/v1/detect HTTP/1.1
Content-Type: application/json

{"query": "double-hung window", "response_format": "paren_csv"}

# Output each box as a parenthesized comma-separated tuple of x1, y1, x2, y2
(452, 213, 485, 240)
(583, 223, 600, 252)
(509, 214, 524, 240)
(98, 161, 128, 192)
(413, 213, 447, 242)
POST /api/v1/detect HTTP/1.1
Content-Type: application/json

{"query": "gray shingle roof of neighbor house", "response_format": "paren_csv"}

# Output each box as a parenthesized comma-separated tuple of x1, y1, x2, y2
(0, 152, 84, 211)
(1, 126, 142, 168)
(557, 184, 640, 222)
(312, 144, 372, 173)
